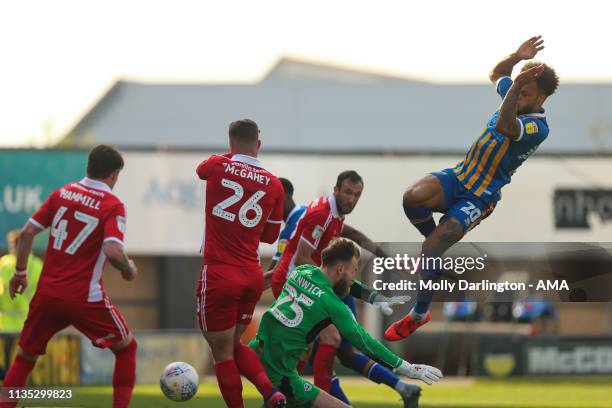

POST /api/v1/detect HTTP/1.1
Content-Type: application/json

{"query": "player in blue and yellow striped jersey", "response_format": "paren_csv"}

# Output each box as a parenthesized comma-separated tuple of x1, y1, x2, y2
(267, 178, 307, 272)
(385, 36, 560, 341)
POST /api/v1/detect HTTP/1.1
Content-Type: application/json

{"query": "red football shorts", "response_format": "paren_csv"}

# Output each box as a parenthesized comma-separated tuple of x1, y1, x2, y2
(197, 263, 263, 332)
(19, 292, 131, 355)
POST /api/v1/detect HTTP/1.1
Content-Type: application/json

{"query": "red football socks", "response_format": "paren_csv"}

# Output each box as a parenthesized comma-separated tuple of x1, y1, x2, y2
(0, 354, 36, 408)
(214, 360, 244, 408)
(313, 343, 337, 392)
(234, 342, 274, 398)
(112, 339, 137, 408)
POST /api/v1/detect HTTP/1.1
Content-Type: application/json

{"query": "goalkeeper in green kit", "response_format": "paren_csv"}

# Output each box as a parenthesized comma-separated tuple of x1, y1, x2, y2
(250, 238, 443, 408)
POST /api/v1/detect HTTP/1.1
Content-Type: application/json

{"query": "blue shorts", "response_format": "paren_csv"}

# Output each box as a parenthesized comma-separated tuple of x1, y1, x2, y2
(339, 295, 357, 350)
(432, 168, 499, 232)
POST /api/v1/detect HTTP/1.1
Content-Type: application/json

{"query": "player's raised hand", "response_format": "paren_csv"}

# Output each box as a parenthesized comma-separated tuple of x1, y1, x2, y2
(515, 35, 545, 60)
(9, 274, 28, 299)
(396, 361, 443, 385)
(514, 64, 545, 87)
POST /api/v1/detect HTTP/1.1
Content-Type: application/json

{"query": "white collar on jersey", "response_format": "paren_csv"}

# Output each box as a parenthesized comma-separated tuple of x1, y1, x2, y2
(519, 109, 546, 119)
(79, 177, 112, 193)
(232, 154, 262, 168)
(328, 195, 343, 219)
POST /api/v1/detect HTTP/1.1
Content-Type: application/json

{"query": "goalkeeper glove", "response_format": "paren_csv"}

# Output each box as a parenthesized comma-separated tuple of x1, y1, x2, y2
(395, 360, 443, 385)
(372, 294, 411, 316)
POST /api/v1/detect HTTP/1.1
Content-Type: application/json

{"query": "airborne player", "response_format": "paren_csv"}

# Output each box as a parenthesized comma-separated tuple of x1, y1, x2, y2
(386, 36, 559, 341)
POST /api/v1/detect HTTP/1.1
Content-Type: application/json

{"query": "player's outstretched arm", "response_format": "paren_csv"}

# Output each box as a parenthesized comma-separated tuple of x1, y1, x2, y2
(293, 238, 316, 267)
(495, 64, 545, 140)
(327, 295, 442, 385)
(9, 222, 42, 299)
(342, 224, 388, 257)
(104, 241, 138, 281)
(350, 280, 409, 315)
(395, 361, 444, 386)
(350, 279, 379, 303)
(489, 36, 544, 83)
(328, 293, 402, 368)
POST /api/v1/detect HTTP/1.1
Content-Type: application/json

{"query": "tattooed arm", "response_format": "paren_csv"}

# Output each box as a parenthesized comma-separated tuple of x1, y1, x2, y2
(104, 241, 138, 281)
(495, 65, 545, 141)
(342, 224, 388, 257)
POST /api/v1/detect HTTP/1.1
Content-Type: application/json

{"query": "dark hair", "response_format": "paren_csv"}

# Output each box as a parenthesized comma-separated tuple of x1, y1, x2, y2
(279, 177, 294, 196)
(336, 170, 363, 189)
(86, 144, 124, 179)
(229, 119, 260, 143)
(321, 238, 360, 267)
(523, 61, 559, 97)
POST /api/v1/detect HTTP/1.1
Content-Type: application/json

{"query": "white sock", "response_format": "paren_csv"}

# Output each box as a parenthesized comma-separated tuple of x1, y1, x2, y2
(410, 308, 427, 321)
(395, 380, 408, 393)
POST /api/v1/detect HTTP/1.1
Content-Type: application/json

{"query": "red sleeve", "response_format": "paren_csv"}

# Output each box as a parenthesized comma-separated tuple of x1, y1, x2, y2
(260, 180, 284, 244)
(29, 190, 57, 229)
(103, 204, 126, 245)
(260, 223, 281, 244)
(298, 209, 329, 250)
(196, 153, 232, 180)
(268, 179, 284, 224)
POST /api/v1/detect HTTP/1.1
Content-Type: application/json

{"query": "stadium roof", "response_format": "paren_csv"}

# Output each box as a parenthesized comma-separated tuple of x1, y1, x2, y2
(61, 58, 612, 154)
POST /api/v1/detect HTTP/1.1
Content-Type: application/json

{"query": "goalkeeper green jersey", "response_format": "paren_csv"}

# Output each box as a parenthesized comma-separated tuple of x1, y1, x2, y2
(254, 264, 402, 380)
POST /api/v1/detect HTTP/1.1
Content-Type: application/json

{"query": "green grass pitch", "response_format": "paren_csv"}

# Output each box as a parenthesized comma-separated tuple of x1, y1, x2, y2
(15, 377, 612, 407)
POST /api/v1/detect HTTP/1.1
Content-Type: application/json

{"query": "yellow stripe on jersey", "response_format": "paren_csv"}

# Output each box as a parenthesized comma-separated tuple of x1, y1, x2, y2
(464, 139, 498, 189)
(454, 127, 488, 175)
(456, 133, 492, 182)
(475, 138, 510, 196)
(454, 143, 475, 174)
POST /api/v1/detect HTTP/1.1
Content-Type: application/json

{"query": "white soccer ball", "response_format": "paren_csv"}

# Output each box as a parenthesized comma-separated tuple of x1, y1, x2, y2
(160, 362, 199, 402)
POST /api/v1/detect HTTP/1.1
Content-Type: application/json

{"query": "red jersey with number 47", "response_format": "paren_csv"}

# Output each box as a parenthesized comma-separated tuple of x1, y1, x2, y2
(28, 178, 126, 303)
(197, 153, 284, 268)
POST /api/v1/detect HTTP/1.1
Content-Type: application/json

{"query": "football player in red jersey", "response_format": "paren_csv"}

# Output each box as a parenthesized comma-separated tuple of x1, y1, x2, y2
(196, 119, 287, 408)
(271, 171, 365, 297)
(0, 145, 138, 408)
